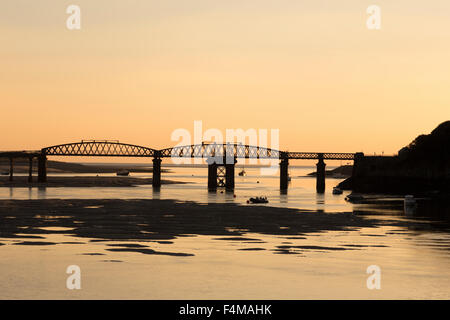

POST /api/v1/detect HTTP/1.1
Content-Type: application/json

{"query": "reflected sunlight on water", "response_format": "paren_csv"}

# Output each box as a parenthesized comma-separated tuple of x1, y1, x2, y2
(0, 166, 449, 299)
(0, 167, 354, 212)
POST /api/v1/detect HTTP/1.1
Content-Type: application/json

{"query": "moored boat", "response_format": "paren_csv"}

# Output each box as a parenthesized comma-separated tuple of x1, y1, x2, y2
(332, 187, 343, 195)
(247, 196, 268, 204)
(116, 170, 130, 176)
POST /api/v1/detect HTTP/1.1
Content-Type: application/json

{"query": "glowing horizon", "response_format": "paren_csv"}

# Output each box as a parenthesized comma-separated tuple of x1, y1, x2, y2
(1, 1, 449, 157)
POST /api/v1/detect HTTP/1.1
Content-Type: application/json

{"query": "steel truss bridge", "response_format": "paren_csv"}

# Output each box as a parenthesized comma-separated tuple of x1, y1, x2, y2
(40, 140, 355, 161)
(1, 140, 360, 192)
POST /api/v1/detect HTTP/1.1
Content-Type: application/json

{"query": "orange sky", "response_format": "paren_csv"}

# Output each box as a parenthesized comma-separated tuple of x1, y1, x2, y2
(1, 1, 449, 158)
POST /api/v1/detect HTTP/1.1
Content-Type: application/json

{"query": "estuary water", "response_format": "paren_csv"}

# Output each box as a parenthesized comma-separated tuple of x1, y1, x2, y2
(0, 166, 449, 299)
(0, 166, 353, 211)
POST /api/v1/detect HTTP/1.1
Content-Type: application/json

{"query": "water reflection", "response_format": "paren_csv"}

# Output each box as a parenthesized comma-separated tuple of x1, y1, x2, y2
(0, 167, 354, 212)
(1, 168, 450, 299)
(2, 167, 450, 225)
(152, 187, 161, 199)
(279, 191, 288, 204)
(316, 193, 325, 205)
(404, 203, 417, 217)
(37, 186, 46, 199)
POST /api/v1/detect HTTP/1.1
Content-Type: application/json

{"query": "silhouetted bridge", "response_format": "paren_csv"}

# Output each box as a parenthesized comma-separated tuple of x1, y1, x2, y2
(0, 140, 361, 193)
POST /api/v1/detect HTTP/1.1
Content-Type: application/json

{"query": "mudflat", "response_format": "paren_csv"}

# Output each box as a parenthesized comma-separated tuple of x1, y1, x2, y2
(1, 199, 449, 300)
(0, 176, 183, 188)
(0, 199, 433, 249)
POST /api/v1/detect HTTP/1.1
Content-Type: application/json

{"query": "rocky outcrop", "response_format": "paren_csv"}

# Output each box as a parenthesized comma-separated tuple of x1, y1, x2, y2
(307, 165, 353, 178)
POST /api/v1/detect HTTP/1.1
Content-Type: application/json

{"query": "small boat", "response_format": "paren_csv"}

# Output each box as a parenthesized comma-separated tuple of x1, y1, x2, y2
(404, 195, 417, 206)
(0, 170, 9, 176)
(116, 170, 130, 176)
(345, 193, 364, 203)
(238, 169, 246, 176)
(332, 187, 343, 195)
(247, 196, 269, 204)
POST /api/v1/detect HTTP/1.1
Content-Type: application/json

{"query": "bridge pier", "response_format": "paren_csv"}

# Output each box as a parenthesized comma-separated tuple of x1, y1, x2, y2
(9, 158, 13, 182)
(352, 152, 364, 177)
(208, 163, 218, 190)
(207, 156, 236, 191)
(207, 161, 218, 191)
(152, 157, 162, 188)
(280, 158, 289, 190)
(225, 157, 237, 191)
(28, 157, 33, 183)
(38, 154, 47, 183)
(316, 153, 326, 193)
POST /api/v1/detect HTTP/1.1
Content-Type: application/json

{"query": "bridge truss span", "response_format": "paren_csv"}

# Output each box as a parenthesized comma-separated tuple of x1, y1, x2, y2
(42, 140, 157, 157)
(286, 152, 355, 160)
(159, 143, 284, 160)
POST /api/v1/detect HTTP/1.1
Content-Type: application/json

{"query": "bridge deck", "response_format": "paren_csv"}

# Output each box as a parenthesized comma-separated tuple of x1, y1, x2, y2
(1, 141, 357, 160)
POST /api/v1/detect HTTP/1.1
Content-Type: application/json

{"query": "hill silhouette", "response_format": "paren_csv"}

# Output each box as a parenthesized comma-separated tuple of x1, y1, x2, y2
(339, 120, 450, 194)
(399, 121, 450, 161)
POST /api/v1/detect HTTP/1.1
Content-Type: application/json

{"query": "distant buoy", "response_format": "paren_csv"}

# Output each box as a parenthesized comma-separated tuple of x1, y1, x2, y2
(233, 194, 236, 198)
(257, 181, 260, 183)
(246, 200, 249, 204)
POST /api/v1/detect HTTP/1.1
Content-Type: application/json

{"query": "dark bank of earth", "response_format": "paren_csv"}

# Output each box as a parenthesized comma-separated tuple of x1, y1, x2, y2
(306, 165, 353, 178)
(0, 159, 171, 174)
(0, 175, 184, 187)
(339, 121, 450, 196)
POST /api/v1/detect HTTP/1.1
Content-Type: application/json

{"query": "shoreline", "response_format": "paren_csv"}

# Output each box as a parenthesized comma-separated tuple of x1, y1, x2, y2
(0, 176, 185, 188)
(0, 159, 171, 174)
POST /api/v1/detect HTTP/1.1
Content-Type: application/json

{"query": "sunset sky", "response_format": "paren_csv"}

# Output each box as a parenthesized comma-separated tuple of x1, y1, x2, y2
(1, 1, 449, 158)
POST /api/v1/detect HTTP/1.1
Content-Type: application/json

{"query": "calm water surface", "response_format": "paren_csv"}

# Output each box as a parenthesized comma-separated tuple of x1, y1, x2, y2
(0, 166, 449, 299)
